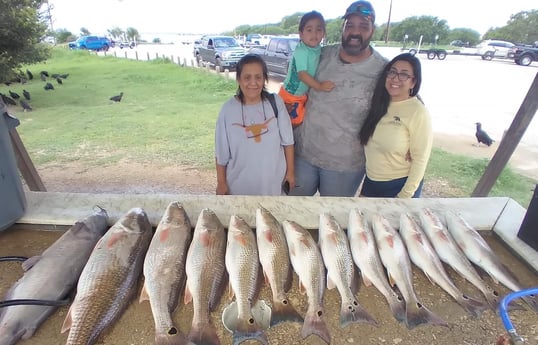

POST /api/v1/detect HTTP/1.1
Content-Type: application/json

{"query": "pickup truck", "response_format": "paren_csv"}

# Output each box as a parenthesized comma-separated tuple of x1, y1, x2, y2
(508, 43, 538, 66)
(195, 35, 247, 70)
(249, 36, 300, 78)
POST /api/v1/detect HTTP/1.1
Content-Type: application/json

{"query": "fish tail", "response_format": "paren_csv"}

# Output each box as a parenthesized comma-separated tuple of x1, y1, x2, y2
(483, 289, 501, 310)
(405, 301, 448, 330)
(301, 308, 331, 344)
(339, 301, 378, 328)
(522, 295, 538, 312)
(387, 296, 406, 323)
(270, 298, 303, 326)
(188, 322, 220, 345)
(457, 294, 489, 318)
(155, 329, 191, 345)
(233, 318, 268, 345)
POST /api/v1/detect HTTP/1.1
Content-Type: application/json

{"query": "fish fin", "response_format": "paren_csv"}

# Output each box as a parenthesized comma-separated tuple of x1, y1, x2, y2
(301, 308, 331, 344)
(271, 298, 303, 326)
(188, 322, 220, 345)
(298, 280, 307, 295)
(405, 300, 448, 330)
(21, 255, 41, 271)
(61, 303, 74, 333)
(326, 274, 336, 290)
(227, 281, 235, 301)
(183, 284, 192, 305)
(139, 281, 150, 303)
(339, 299, 378, 328)
(362, 274, 373, 288)
(388, 272, 396, 287)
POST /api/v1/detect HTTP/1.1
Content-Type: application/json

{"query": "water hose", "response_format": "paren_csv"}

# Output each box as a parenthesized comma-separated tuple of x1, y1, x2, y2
(0, 298, 71, 308)
(0, 256, 28, 262)
(499, 287, 538, 345)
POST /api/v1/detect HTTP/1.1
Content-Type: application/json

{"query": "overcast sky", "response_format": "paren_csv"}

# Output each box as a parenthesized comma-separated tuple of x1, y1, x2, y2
(47, 0, 536, 37)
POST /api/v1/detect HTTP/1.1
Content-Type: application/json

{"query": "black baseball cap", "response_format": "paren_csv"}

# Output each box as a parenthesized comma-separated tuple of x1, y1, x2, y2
(343, 1, 375, 23)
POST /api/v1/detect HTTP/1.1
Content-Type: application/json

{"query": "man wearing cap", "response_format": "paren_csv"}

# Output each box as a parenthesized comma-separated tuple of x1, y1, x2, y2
(290, 0, 387, 197)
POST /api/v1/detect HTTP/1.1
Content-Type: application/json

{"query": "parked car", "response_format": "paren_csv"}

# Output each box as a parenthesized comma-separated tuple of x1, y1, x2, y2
(476, 39, 515, 60)
(508, 43, 538, 66)
(195, 35, 247, 70)
(68, 36, 111, 51)
(249, 36, 300, 78)
(450, 40, 465, 47)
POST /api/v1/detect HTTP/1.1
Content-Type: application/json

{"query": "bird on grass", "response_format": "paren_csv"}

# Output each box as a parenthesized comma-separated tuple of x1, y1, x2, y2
(60, 73, 69, 79)
(26, 69, 33, 80)
(20, 99, 32, 112)
(40, 73, 47, 81)
(110, 92, 123, 102)
(9, 90, 20, 99)
(23, 89, 31, 100)
(475, 122, 494, 147)
(44, 82, 54, 90)
(40, 70, 49, 77)
(56, 77, 63, 84)
(1, 93, 17, 106)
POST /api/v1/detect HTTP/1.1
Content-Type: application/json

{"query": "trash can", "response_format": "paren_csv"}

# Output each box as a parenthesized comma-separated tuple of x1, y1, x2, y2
(517, 185, 538, 251)
(0, 100, 27, 231)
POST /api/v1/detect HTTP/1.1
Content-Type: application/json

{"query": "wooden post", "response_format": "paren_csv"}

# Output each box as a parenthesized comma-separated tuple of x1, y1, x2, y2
(135, 51, 138, 60)
(114, 51, 117, 57)
(9, 128, 46, 191)
(147, 52, 150, 61)
(472, 72, 538, 197)
(124, 51, 127, 58)
(155, 52, 159, 59)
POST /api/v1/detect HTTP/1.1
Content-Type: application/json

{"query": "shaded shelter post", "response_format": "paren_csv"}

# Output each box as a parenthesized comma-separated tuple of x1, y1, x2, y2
(472, 72, 538, 197)
(9, 128, 47, 191)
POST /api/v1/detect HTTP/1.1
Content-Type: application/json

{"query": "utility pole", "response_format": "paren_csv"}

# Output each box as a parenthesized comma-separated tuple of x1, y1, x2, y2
(385, 0, 393, 43)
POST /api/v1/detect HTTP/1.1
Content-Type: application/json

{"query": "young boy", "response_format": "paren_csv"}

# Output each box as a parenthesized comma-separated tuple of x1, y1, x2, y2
(279, 11, 335, 127)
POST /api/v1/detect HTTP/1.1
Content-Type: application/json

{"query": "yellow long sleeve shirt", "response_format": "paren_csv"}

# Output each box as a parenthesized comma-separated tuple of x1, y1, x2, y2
(364, 97, 433, 198)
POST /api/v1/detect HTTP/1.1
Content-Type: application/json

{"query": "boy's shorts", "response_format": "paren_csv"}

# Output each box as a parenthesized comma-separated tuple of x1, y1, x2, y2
(278, 87, 308, 127)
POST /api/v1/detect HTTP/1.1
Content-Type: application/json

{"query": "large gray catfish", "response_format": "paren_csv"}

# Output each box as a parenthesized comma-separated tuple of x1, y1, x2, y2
(347, 209, 406, 323)
(140, 202, 194, 345)
(224, 215, 267, 345)
(445, 211, 538, 312)
(184, 208, 227, 345)
(318, 212, 377, 328)
(255, 207, 302, 327)
(372, 213, 448, 330)
(0, 208, 108, 345)
(282, 220, 330, 344)
(61, 207, 153, 345)
(419, 208, 500, 309)
(399, 213, 487, 317)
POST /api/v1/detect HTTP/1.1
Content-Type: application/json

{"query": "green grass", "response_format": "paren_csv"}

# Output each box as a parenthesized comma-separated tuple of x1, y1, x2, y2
(3, 48, 535, 206)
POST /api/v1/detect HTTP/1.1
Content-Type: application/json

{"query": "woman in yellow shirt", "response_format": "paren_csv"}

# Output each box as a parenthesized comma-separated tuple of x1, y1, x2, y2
(358, 53, 432, 198)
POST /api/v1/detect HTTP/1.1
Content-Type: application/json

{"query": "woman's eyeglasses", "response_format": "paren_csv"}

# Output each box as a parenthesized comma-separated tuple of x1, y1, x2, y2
(386, 70, 414, 81)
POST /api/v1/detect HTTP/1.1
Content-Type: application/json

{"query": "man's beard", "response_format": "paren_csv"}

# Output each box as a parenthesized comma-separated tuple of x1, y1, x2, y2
(341, 34, 371, 56)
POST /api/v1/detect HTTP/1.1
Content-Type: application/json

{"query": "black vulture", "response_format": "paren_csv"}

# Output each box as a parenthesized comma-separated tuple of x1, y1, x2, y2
(26, 69, 33, 80)
(23, 89, 31, 100)
(56, 77, 63, 84)
(60, 73, 69, 79)
(20, 99, 33, 112)
(40, 73, 47, 81)
(44, 82, 55, 90)
(51, 73, 60, 79)
(1, 93, 17, 106)
(475, 122, 494, 146)
(40, 71, 49, 77)
(9, 90, 20, 99)
(110, 92, 123, 102)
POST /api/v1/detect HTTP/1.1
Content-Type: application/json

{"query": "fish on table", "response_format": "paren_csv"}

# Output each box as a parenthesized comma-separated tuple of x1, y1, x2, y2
(419, 208, 500, 310)
(255, 206, 302, 327)
(399, 212, 488, 317)
(318, 212, 377, 328)
(184, 208, 227, 345)
(347, 208, 406, 324)
(223, 215, 268, 345)
(445, 210, 538, 312)
(372, 213, 448, 330)
(0, 208, 109, 345)
(282, 220, 330, 345)
(61, 207, 153, 345)
(139, 201, 194, 345)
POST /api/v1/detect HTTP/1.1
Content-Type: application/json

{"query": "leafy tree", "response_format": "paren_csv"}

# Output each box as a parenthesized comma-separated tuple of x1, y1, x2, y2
(80, 27, 90, 36)
(484, 10, 538, 44)
(107, 26, 125, 40)
(55, 28, 75, 43)
(152, 37, 161, 43)
(325, 19, 343, 44)
(0, 0, 49, 82)
(389, 16, 450, 46)
(447, 28, 480, 46)
(125, 27, 140, 42)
